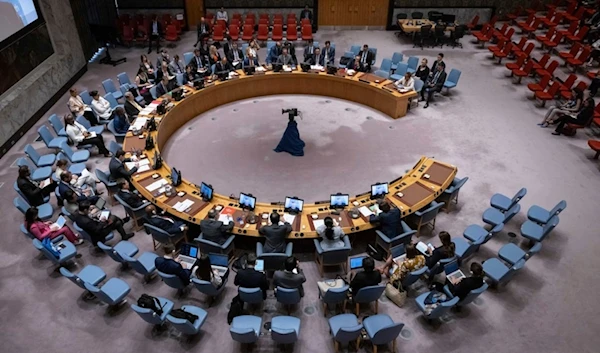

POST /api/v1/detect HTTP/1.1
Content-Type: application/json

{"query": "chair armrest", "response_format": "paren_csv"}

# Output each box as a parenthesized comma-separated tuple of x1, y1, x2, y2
(285, 242, 293, 256)
(222, 235, 235, 249)
(401, 220, 413, 234)
(443, 284, 454, 298)
(342, 236, 351, 248)
(195, 236, 221, 248)
(391, 230, 416, 243)
(375, 230, 391, 243)
(132, 201, 152, 212)
(256, 242, 264, 256)
(313, 239, 324, 254)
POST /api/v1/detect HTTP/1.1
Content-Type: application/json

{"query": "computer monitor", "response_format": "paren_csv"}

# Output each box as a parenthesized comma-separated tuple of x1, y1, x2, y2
(239, 193, 256, 210)
(193, 79, 205, 89)
(244, 66, 256, 75)
(300, 63, 311, 72)
(272, 63, 283, 72)
(208, 253, 229, 267)
(349, 256, 367, 270)
(200, 182, 213, 201)
(171, 168, 181, 186)
(430, 13, 443, 23)
(330, 194, 349, 208)
(171, 88, 183, 101)
(371, 182, 388, 198)
(442, 14, 456, 24)
(284, 197, 304, 213)
(444, 260, 460, 275)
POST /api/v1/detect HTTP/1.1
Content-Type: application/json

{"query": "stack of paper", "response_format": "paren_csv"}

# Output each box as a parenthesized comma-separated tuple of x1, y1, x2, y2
(311, 65, 324, 70)
(125, 158, 150, 170)
(256, 66, 266, 72)
(129, 117, 148, 130)
(283, 214, 296, 224)
(146, 179, 168, 192)
(312, 219, 325, 229)
(358, 206, 374, 217)
(174, 199, 195, 212)
(218, 214, 233, 225)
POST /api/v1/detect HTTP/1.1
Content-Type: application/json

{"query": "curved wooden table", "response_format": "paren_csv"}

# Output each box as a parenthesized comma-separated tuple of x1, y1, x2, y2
(123, 70, 456, 239)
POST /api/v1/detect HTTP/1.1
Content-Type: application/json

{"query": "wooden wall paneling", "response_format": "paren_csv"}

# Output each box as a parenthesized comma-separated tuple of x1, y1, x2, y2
(185, 0, 203, 29)
(369, 0, 389, 26)
(318, 0, 336, 25)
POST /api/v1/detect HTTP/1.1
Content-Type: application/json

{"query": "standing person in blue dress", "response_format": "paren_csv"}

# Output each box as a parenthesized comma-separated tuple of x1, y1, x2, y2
(274, 109, 305, 156)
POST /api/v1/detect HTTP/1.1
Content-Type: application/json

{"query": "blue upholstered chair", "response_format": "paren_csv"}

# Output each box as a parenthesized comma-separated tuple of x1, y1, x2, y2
(266, 40, 275, 51)
(483, 256, 526, 287)
(84, 277, 131, 308)
(17, 157, 52, 181)
(79, 90, 93, 105)
(426, 256, 458, 278)
(271, 316, 301, 345)
(390, 62, 408, 80)
(166, 305, 208, 336)
(104, 93, 123, 111)
(131, 296, 174, 327)
(490, 187, 527, 212)
(375, 221, 416, 257)
(182, 52, 194, 66)
(482, 204, 521, 227)
(406, 56, 419, 74)
(402, 266, 428, 290)
(463, 223, 504, 245)
(108, 141, 122, 155)
(117, 72, 137, 88)
(14, 179, 49, 203)
(150, 85, 158, 99)
(158, 271, 188, 295)
(176, 73, 184, 86)
(103, 79, 123, 101)
(14, 196, 53, 220)
(353, 285, 386, 316)
(230, 315, 262, 345)
(121, 251, 158, 282)
(107, 120, 126, 142)
(38, 125, 68, 150)
(145, 224, 186, 250)
(73, 222, 114, 245)
(438, 176, 469, 212)
(75, 115, 105, 135)
(374, 69, 390, 79)
(33, 238, 77, 266)
(451, 237, 482, 263)
(95, 169, 119, 203)
(48, 114, 67, 137)
(390, 52, 404, 70)
(520, 216, 559, 243)
(444, 282, 488, 307)
(338, 51, 355, 68)
(368, 48, 377, 66)
(276, 287, 301, 314)
(527, 200, 567, 224)
(443, 68, 461, 93)
(407, 200, 445, 236)
(114, 194, 150, 231)
(256, 242, 293, 272)
(60, 265, 106, 290)
(192, 276, 228, 305)
(319, 284, 349, 316)
(238, 287, 264, 307)
(363, 314, 404, 353)
(497, 242, 542, 266)
(415, 292, 460, 322)
(97, 240, 139, 267)
(379, 58, 392, 73)
(328, 313, 363, 352)
(60, 141, 90, 163)
(24, 144, 56, 167)
(20, 223, 34, 240)
(194, 233, 235, 257)
(314, 236, 351, 275)
(56, 152, 86, 175)
(350, 45, 361, 56)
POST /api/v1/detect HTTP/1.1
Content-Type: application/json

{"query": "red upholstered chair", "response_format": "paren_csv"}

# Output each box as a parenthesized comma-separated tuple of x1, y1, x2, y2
(274, 14, 283, 22)
(245, 13, 256, 23)
(259, 13, 269, 20)
(232, 13, 242, 21)
(522, 18, 542, 37)
(559, 74, 577, 92)
(272, 24, 283, 41)
(244, 17, 255, 27)
(506, 55, 526, 73)
(562, 123, 587, 136)
(536, 60, 559, 79)
(212, 24, 224, 42)
(205, 13, 214, 22)
(301, 25, 312, 40)
(557, 1, 577, 18)
(216, 19, 227, 30)
(498, 28, 515, 42)
(242, 24, 254, 41)
(587, 71, 599, 81)
(545, 0, 562, 11)
(567, 47, 591, 72)
(566, 26, 589, 44)
(516, 42, 534, 60)
(301, 18, 311, 27)
(494, 42, 513, 64)
(466, 15, 479, 30)
(535, 27, 555, 45)
(259, 18, 269, 26)
(174, 20, 182, 34)
(512, 59, 534, 83)
(546, 12, 563, 28)
(516, 13, 535, 30)
(537, 9, 555, 27)
(560, 81, 587, 100)
(493, 23, 508, 39)
(563, 6, 585, 23)
(257, 24, 269, 41)
(588, 140, 600, 159)
(488, 38, 506, 54)
(543, 31, 563, 52)
(534, 81, 561, 107)
(531, 54, 550, 72)
(162, 14, 172, 25)
(558, 20, 578, 38)
(474, 24, 493, 47)
(510, 37, 527, 56)
(287, 13, 297, 20)
(137, 25, 148, 42)
(273, 18, 283, 26)
(228, 25, 240, 41)
(231, 18, 241, 29)
(286, 24, 298, 41)
(506, 7, 522, 24)
(527, 73, 550, 96)
(559, 43, 582, 64)
(165, 24, 179, 42)
(122, 26, 135, 46)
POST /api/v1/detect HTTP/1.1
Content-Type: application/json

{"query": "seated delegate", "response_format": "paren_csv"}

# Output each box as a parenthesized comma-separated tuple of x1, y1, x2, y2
(124, 92, 145, 119)
(431, 262, 485, 301)
(420, 62, 447, 109)
(25, 207, 82, 244)
(155, 76, 179, 97)
(55, 159, 98, 194)
(266, 41, 283, 65)
(74, 200, 133, 245)
(349, 256, 382, 294)
(307, 48, 323, 66)
(192, 253, 228, 288)
(112, 107, 130, 134)
(425, 231, 455, 269)
(156, 61, 174, 83)
(357, 44, 374, 72)
(258, 212, 292, 253)
(369, 201, 402, 240)
(346, 55, 365, 72)
(539, 87, 583, 127)
(145, 205, 187, 235)
(415, 58, 430, 82)
(321, 40, 335, 66)
(64, 114, 112, 157)
(277, 47, 296, 66)
(109, 150, 138, 185)
(214, 57, 235, 75)
(273, 256, 306, 297)
(226, 42, 244, 69)
(317, 217, 345, 250)
(243, 51, 259, 67)
(169, 54, 186, 75)
(63, 189, 103, 216)
(116, 180, 146, 208)
(379, 243, 426, 284)
(303, 39, 318, 63)
(552, 97, 595, 135)
(155, 243, 191, 284)
(394, 72, 415, 91)
(200, 209, 234, 244)
(17, 165, 56, 206)
(182, 65, 201, 85)
(58, 171, 98, 204)
(90, 90, 114, 121)
(68, 88, 99, 126)
(134, 68, 154, 104)
(234, 253, 269, 299)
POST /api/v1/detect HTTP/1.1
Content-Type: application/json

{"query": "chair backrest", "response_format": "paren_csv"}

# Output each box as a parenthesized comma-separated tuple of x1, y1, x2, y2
(144, 224, 173, 246)
(104, 93, 119, 109)
(107, 119, 118, 136)
(131, 304, 164, 325)
(80, 90, 92, 105)
(38, 126, 56, 147)
(117, 72, 131, 86)
(48, 114, 64, 135)
(76, 115, 92, 129)
(14, 196, 31, 214)
(459, 282, 488, 306)
(192, 278, 220, 296)
(320, 242, 351, 265)
(374, 70, 389, 79)
(275, 287, 301, 305)
(541, 215, 560, 240)
(230, 318, 259, 343)
(24, 144, 41, 165)
(416, 201, 445, 223)
(527, 242, 543, 258)
(414, 79, 424, 93)
(158, 270, 186, 289)
(238, 287, 263, 303)
(350, 45, 361, 56)
(511, 187, 527, 206)
(380, 58, 392, 72)
(97, 241, 127, 263)
(447, 69, 461, 84)
(176, 73, 184, 86)
(17, 157, 36, 172)
(370, 321, 404, 345)
(183, 52, 194, 66)
(73, 222, 93, 243)
(271, 325, 298, 344)
(32, 238, 60, 264)
(407, 56, 418, 70)
(549, 200, 567, 217)
(503, 203, 521, 224)
(83, 281, 116, 304)
(342, 51, 354, 59)
(334, 322, 363, 342)
(354, 285, 386, 303)
(411, 11, 423, 19)
(391, 52, 403, 64)
(395, 62, 408, 76)
(59, 141, 75, 160)
(149, 85, 158, 99)
(59, 267, 87, 289)
(168, 315, 198, 334)
(322, 285, 349, 304)
(102, 79, 117, 94)
(402, 266, 427, 287)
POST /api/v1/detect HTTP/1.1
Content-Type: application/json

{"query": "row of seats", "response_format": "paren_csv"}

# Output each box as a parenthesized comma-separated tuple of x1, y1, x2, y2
(211, 22, 313, 42)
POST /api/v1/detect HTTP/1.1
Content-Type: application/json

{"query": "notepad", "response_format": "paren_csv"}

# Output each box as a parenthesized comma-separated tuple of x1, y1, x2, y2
(312, 219, 325, 229)
(218, 214, 233, 225)
(174, 199, 194, 212)
(136, 165, 151, 173)
(283, 213, 296, 224)
(146, 179, 168, 192)
(358, 206, 374, 217)
(416, 241, 434, 255)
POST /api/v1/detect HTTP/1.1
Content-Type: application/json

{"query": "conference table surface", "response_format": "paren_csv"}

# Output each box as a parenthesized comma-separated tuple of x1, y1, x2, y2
(123, 68, 456, 239)
(397, 19, 457, 33)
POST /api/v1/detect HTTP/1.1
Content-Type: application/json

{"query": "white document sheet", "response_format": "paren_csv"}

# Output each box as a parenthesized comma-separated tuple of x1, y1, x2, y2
(146, 179, 168, 192)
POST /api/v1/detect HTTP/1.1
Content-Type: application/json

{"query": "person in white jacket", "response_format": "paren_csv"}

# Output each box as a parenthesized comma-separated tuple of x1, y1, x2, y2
(64, 114, 111, 157)
(90, 90, 114, 120)
(394, 72, 415, 91)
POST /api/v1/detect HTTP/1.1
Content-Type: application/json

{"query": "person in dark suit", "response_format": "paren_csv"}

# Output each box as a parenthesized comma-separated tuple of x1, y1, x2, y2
(215, 57, 234, 75)
(200, 209, 234, 244)
(321, 41, 335, 66)
(349, 257, 382, 294)
(448, 262, 485, 300)
(425, 231, 456, 269)
(277, 47, 295, 66)
(145, 205, 187, 235)
(347, 56, 365, 72)
(303, 39, 317, 62)
(421, 61, 447, 108)
(369, 201, 401, 239)
(116, 180, 146, 208)
(243, 52, 259, 67)
(155, 62, 173, 83)
(552, 97, 595, 135)
(74, 201, 133, 245)
(223, 35, 234, 58)
(226, 42, 244, 69)
(358, 44, 374, 72)
(415, 58, 430, 82)
(300, 5, 313, 23)
(155, 244, 191, 284)
(182, 65, 201, 85)
(17, 166, 56, 207)
(430, 53, 445, 76)
(234, 253, 269, 299)
(148, 16, 162, 54)
(273, 256, 306, 297)
(109, 150, 138, 185)
(190, 49, 210, 76)
(195, 17, 211, 47)
(284, 41, 297, 64)
(124, 92, 144, 118)
(58, 171, 98, 204)
(258, 212, 292, 253)
(156, 76, 179, 97)
(307, 48, 323, 66)
(266, 41, 282, 65)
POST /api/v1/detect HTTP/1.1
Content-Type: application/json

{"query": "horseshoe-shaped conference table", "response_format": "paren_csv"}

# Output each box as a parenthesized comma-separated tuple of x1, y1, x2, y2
(122, 69, 457, 239)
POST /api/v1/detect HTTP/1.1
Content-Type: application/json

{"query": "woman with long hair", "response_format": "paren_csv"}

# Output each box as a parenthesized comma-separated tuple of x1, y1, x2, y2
(539, 87, 584, 127)
(426, 231, 456, 268)
(192, 254, 225, 288)
(379, 243, 426, 284)
(140, 54, 155, 79)
(25, 207, 82, 244)
(552, 96, 595, 135)
(208, 45, 221, 66)
(317, 216, 345, 250)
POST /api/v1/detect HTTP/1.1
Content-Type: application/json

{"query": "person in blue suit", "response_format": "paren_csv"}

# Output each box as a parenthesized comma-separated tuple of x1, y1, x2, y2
(58, 171, 98, 204)
(266, 41, 283, 65)
(274, 110, 305, 156)
(369, 201, 401, 239)
(112, 107, 130, 134)
(155, 243, 192, 284)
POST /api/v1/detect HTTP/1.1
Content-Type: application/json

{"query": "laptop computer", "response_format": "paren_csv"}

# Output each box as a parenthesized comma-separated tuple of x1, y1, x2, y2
(177, 243, 199, 269)
(445, 260, 466, 285)
(209, 253, 229, 276)
(254, 259, 265, 272)
(349, 256, 367, 270)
